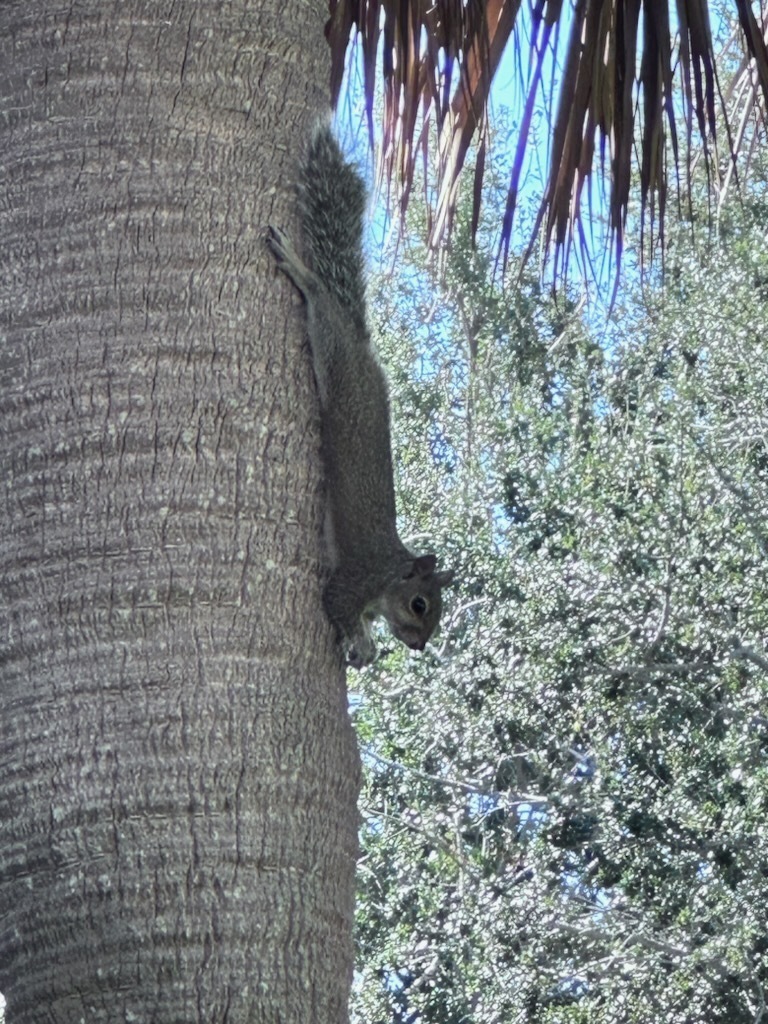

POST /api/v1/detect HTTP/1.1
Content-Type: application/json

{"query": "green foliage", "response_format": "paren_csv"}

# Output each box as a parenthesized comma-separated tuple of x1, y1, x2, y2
(350, 190, 768, 1023)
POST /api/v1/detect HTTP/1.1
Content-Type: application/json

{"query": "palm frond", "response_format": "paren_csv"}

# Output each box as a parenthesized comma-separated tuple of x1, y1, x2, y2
(327, 0, 768, 275)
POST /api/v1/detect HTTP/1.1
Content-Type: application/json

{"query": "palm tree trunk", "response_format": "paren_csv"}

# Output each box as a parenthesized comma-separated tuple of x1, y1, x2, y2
(0, 2, 360, 1020)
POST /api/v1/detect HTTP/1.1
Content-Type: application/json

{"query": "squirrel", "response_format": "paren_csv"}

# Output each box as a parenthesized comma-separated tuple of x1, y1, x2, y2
(267, 123, 454, 668)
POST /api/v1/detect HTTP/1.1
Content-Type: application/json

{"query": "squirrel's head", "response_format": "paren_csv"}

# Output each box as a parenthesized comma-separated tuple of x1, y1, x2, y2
(380, 554, 455, 653)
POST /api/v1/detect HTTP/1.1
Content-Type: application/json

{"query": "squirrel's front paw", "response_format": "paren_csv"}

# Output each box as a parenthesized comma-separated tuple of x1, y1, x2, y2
(347, 633, 376, 670)
(347, 649, 371, 670)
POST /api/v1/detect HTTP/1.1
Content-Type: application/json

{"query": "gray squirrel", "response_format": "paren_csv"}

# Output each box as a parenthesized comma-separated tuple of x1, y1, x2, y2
(267, 123, 454, 668)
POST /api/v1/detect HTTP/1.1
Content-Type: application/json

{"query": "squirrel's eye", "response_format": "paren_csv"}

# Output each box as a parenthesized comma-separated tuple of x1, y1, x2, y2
(411, 596, 428, 617)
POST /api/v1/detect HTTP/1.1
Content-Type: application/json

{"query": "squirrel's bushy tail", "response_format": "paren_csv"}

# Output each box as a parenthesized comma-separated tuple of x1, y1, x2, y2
(300, 123, 367, 318)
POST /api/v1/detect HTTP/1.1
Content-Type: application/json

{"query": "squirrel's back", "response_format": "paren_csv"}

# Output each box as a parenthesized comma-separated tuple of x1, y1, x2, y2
(300, 124, 367, 319)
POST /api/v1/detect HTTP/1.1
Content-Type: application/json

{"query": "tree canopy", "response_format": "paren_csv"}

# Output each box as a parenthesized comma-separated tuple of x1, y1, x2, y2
(350, 154, 768, 1023)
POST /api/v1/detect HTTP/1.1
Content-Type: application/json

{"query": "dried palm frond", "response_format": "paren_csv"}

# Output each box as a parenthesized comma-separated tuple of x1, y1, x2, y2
(326, 0, 768, 276)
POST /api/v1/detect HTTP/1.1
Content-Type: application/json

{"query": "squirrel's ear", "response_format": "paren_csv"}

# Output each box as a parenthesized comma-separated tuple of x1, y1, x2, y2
(411, 554, 437, 576)
(434, 569, 455, 587)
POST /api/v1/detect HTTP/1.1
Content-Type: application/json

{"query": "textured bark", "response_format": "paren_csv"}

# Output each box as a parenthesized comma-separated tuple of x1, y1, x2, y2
(0, 2, 360, 1022)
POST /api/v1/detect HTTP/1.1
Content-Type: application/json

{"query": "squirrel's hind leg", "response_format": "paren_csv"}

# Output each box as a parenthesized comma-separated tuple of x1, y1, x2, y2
(323, 571, 376, 667)
(267, 225, 319, 299)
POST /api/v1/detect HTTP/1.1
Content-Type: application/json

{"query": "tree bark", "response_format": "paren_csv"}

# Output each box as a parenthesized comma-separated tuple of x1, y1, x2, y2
(0, 2, 360, 1021)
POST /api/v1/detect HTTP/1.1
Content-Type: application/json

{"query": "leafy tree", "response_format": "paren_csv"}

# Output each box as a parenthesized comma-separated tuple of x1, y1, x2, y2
(352, 174, 768, 1023)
